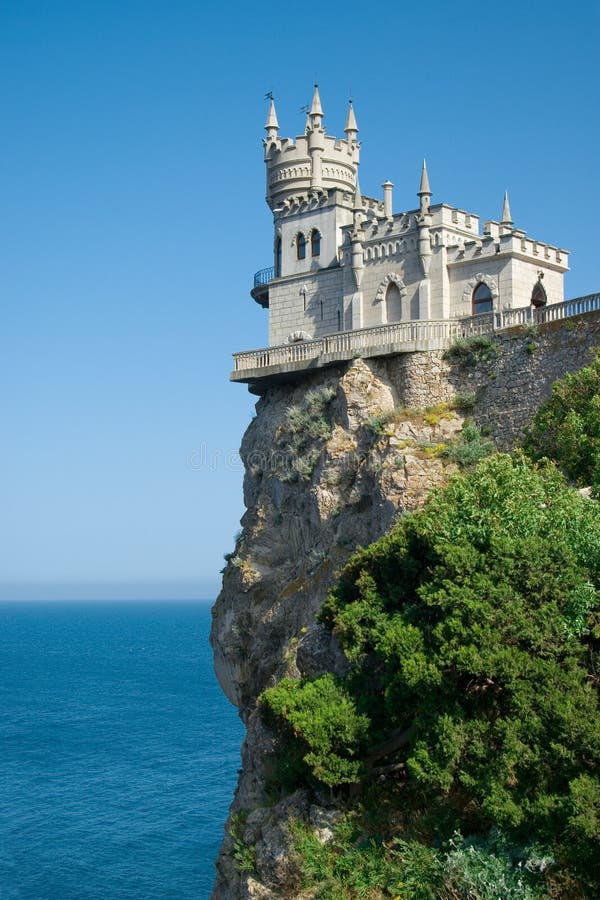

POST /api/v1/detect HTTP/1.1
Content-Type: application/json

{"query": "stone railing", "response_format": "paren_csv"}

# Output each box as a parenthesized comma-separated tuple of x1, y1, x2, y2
(232, 293, 600, 382)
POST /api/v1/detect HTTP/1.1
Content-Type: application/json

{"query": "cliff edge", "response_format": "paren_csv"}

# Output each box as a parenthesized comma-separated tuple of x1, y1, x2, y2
(210, 318, 600, 898)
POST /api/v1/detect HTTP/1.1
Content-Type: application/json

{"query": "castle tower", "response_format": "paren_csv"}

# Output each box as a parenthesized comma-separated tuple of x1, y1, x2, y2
(261, 89, 360, 285)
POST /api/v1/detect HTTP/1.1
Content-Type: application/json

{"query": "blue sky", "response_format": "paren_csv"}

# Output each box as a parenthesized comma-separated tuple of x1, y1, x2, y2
(1, 1, 598, 600)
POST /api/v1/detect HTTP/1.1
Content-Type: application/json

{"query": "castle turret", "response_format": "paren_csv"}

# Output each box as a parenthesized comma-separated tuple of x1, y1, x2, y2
(500, 190, 513, 234)
(418, 159, 432, 215)
(344, 99, 359, 144)
(307, 84, 325, 189)
(417, 161, 433, 280)
(263, 88, 359, 210)
(264, 96, 279, 143)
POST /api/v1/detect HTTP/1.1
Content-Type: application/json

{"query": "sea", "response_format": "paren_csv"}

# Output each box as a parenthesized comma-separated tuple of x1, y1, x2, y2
(0, 600, 245, 900)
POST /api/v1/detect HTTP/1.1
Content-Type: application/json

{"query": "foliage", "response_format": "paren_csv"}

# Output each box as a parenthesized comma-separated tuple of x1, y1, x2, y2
(278, 385, 336, 481)
(452, 390, 477, 411)
(266, 454, 600, 892)
(365, 403, 455, 437)
(229, 812, 256, 874)
(261, 674, 369, 787)
(444, 335, 500, 367)
(289, 817, 442, 899)
(442, 424, 495, 468)
(523, 350, 600, 493)
(289, 818, 549, 899)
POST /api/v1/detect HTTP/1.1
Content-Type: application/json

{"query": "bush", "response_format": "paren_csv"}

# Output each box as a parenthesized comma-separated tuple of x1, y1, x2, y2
(268, 455, 600, 893)
(261, 674, 369, 787)
(277, 385, 336, 481)
(443, 424, 495, 468)
(444, 335, 500, 367)
(523, 350, 600, 493)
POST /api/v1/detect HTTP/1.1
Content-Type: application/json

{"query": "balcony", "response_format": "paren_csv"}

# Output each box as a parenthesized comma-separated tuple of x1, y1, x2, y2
(231, 293, 600, 385)
(250, 266, 274, 308)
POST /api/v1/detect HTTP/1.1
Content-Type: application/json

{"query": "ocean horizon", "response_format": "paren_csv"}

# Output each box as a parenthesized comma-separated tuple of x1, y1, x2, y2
(0, 599, 244, 899)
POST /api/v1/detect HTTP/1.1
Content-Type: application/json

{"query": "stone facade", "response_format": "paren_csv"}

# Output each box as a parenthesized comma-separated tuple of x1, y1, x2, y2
(257, 87, 569, 349)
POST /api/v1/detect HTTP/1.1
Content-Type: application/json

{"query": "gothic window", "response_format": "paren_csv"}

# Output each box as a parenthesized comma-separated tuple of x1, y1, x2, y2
(296, 233, 306, 261)
(311, 229, 321, 257)
(472, 282, 493, 315)
(531, 278, 547, 308)
(385, 282, 402, 323)
(275, 237, 282, 277)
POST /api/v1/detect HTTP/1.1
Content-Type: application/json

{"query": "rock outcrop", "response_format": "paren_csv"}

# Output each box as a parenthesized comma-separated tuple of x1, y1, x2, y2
(210, 357, 464, 897)
(210, 318, 599, 897)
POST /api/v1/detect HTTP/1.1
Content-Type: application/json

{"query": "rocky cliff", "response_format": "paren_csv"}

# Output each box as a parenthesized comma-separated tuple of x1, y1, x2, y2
(210, 316, 600, 898)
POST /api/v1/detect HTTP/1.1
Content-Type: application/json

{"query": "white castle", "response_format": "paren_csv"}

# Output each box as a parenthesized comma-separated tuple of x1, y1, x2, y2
(233, 86, 570, 383)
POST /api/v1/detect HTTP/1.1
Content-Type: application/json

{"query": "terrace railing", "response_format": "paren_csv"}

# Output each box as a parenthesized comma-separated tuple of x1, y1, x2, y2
(232, 293, 600, 380)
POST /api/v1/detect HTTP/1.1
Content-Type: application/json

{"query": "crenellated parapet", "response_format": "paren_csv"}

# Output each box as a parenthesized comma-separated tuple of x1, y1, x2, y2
(264, 87, 359, 210)
(445, 228, 568, 271)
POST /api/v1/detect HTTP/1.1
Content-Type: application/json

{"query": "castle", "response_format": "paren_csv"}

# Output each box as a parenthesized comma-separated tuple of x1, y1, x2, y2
(232, 86, 570, 383)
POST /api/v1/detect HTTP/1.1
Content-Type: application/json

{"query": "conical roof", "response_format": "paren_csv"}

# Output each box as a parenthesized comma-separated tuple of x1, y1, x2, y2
(418, 159, 431, 195)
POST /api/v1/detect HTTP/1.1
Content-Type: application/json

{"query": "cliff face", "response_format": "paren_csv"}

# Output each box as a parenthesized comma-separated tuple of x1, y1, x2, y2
(210, 318, 600, 898)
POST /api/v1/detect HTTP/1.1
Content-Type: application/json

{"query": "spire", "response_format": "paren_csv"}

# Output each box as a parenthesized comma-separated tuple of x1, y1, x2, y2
(418, 159, 431, 196)
(501, 190, 513, 226)
(353, 176, 363, 212)
(310, 83, 323, 117)
(345, 99, 358, 137)
(264, 96, 279, 141)
(418, 160, 432, 217)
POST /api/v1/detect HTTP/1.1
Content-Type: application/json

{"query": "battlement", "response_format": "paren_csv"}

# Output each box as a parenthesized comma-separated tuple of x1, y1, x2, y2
(445, 230, 568, 271)
(263, 87, 359, 210)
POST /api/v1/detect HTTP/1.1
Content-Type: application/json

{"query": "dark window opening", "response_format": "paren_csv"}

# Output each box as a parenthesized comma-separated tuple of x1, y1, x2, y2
(531, 279, 547, 308)
(296, 233, 306, 260)
(311, 229, 321, 257)
(472, 282, 493, 315)
(275, 237, 282, 277)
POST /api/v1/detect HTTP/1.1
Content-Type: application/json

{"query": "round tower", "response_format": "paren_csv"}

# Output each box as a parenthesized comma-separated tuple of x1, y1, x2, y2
(263, 88, 360, 211)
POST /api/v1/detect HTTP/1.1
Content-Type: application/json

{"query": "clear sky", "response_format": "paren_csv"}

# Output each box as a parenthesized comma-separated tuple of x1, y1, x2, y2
(1, 1, 598, 600)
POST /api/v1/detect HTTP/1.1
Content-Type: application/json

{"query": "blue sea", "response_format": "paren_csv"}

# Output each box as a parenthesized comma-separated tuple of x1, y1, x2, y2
(0, 601, 244, 899)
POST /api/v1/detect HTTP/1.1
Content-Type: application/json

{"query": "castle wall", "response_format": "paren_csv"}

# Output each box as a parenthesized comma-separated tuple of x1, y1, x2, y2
(269, 268, 345, 345)
(277, 204, 353, 279)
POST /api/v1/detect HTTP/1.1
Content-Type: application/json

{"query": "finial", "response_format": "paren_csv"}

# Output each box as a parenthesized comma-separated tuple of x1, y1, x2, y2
(501, 190, 513, 226)
(418, 159, 432, 196)
(353, 176, 363, 212)
(345, 99, 358, 135)
(310, 83, 323, 118)
(264, 94, 279, 136)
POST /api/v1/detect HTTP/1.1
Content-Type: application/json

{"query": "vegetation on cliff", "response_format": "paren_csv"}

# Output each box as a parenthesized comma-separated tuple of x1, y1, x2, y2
(523, 349, 600, 494)
(261, 453, 600, 897)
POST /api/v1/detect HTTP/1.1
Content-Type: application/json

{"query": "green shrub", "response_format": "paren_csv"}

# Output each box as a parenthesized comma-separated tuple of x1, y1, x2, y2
(452, 390, 477, 411)
(256, 454, 600, 894)
(229, 812, 256, 874)
(444, 335, 500, 367)
(261, 674, 369, 788)
(443, 424, 495, 468)
(443, 831, 550, 899)
(277, 386, 336, 481)
(523, 350, 600, 493)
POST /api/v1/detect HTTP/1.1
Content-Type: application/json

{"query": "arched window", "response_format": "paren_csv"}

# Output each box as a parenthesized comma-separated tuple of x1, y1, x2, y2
(385, 282, 402, 323)
(472, 282, 493, 315)
(296, 233, 306, 261)
(275, 237, 282, 277)
(531, 278, 547, 308)
(311, 229, 321, 257)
